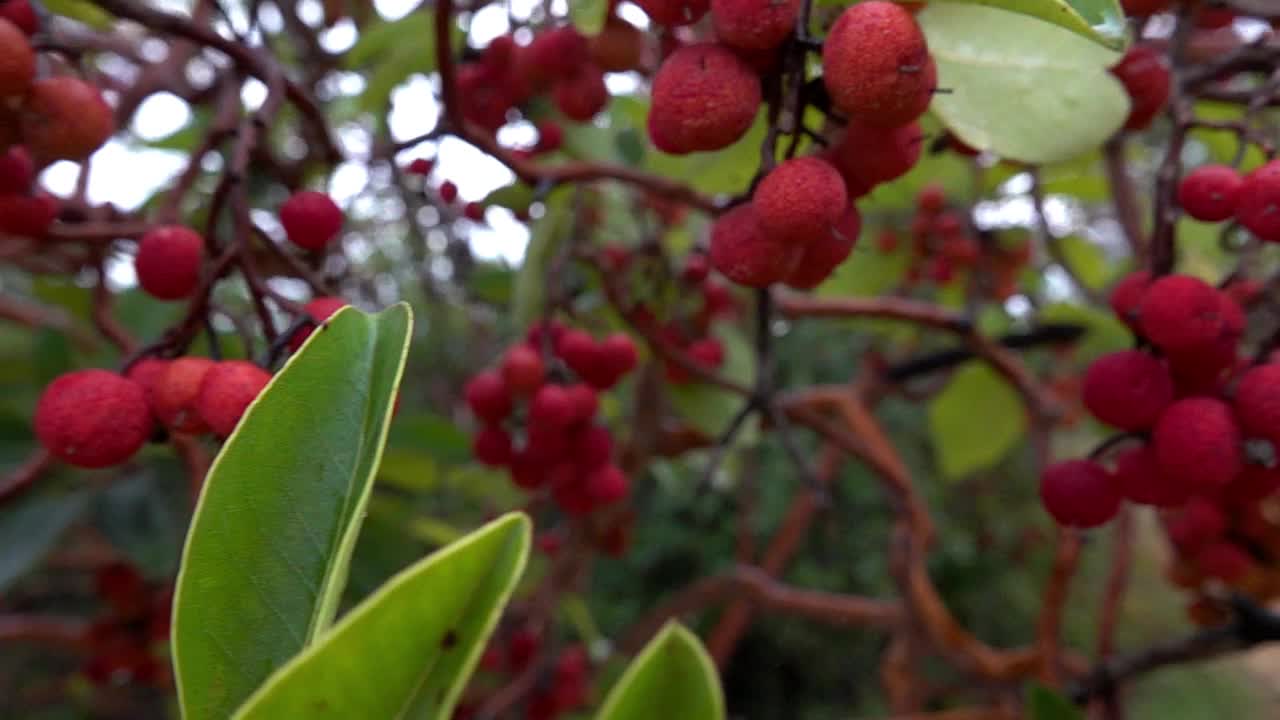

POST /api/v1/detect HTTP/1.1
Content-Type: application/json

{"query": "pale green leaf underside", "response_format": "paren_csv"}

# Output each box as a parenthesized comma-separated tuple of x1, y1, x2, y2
(596, 622, 725, 720)
(232, 513, 531, 720)
(929, 0, 1127, 50)
(173, 303, 414, 720)
(920, 4, 1130, 164)
(927, 363, 1027, 479)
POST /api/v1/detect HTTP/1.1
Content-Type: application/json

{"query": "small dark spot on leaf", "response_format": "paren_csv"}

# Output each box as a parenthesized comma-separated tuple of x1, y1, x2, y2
(441, 629, 458, 649)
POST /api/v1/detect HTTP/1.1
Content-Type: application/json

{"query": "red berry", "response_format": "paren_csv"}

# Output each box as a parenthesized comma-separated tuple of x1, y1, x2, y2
(1233, 363, 1280, 446)
(682, 254, 710, 284)
(1152, 397, 1242, 491)
(153, 357, 216, 434)
(711, 0, 799, 50)
(634, 0, 709, 26)
(1113, 444, 1188, 507)
(530, 384, 575, 428)
(600, 332, 639, 379)
(1121, 0, 1170, 16)
(21, 77, 115, 162)
(94, 562, 146, 613)
(785, 206, 860, 290)
(825, 120, 924, 196)
(525, 26, 590, 86)
(1082, 350, 1174, 430)
(473, 425, 514, 467)
(753, 157, 848, 246)
(439, 180, 458, 204)
(280, 191, 343, 251)
(1196, 541, 1252, 582)
(288, 296, 349, 351)
(1178, 165, 1243, 222)
(1109, 270, 1151, 329)
(709, 203, 802, 288)
(1139, 275, 1229, 352)
(0, 144, 33, 195)
(0, 18, 34, 100)
(526, 319, 567, 350)
(554, 64, 608, 122)
(0, 192, 58, 237)
(463, 202, 486, 222)
(406, 158, 433, 175)
(1166, 497, 1226, 552)
(126, 358, 169, 421)
(535, 121, 564, 154)
(585, 464, 629, 505)
(916, 184, 946, 214)
(822, 1, 935, 128)
(1039, 459, 1121, 528)
(564, 383, 599, 425)
(1110, 44, 1170, 131)
(135, 225, 204, 300)
(648, 43, 761, 154)
(1235, 160, 1280, 243)
(1225, 464, 1280, 505)
(574, 425, 613, 471)
(510, 453, 547, 490)
(0, 0, 36, 34)
(502, 345, 546, 395)
(195, 360, 272, 437)
(465, 370, 513, 423)
(507, 628, 540, 672)
(35, 370, 152, 468)
(535, 531, 563, 556)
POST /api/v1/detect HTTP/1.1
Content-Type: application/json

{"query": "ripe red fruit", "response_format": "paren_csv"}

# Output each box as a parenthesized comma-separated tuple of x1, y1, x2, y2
(95, 562, 147, 613)
(1153, 397, 1242, 490)
(126, 357, 169, 420)
(1195, 7, 1235, 29)
(405, 158, 433, 176)
(1039, 459, 1120, 528)
(21, 77, 116, 162)
(1232, 364, 1280, 446)
(565, 383, 599, 425)
(916, 184, 946, 214)
(1196, 541, 1252, 582)
(711, 0, 799, 50)
(1139, 274, 1229, 352)
(154, 357, 216, 434)
(0, 145, 33, 195)
(0, 192, 58, 237)
(473, 425, 514, 467)
(785, 207, 860, 290)
(507, 627, 541, 672)
(464, 370, 512, 424)
(635, 0, 709, 26)
(554, 64, 608, 122)
(0, 0, 36, 34)
(526, 319, 567, 350)
(525, 26, 590, 86)
(825, 120, 924, 196)
(534, 122, 564, 154)
(753, 157, 848, 246)
(1110, 44, 1170, 131)
(286, 296, 349, 352)
(1082, 350, 1174, 430)
(600, 332, 639, 378)
(1121, 0, 1171, 16)
(649, 43, 762, 155)
(574, 425, 613, 471)
(1235, 160, 1280, 243)
(280, 191, 343, 251)
(822, 1, 935, 128)
(1178, 165, 1243, 222)
(1113, 443, 1187, 507)
(501, 344, 546, 395)
(438, 180, 458, 204)
(1109, 270, 1151, 329)
(585, 464, 629, 505)
(590, 18, 645, 72)
(456, 63, 513, 131)
(1225, 464, 1280, 505)
(530, 384, 576, 428)
(1166, 497, 1226, 552)
(134, 225, 204, 301)
(463, 202, 485, 222)
(0, 18, 33, 99)
(34, 370, 152, 468)
(196, 360, 272, 437)
(709, 203, 802, 288)
(682, 254, 710, 284)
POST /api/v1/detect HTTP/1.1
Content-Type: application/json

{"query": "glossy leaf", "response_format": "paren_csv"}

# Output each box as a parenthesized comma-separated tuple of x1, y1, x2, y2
(929, 0, 1126, 49)
(172, 304, 414, 720)
(232, 513, 531, 720)
(928, 364, 1027, 479)
(596, 622, 725, 720)
(919, 4, 1128, 164)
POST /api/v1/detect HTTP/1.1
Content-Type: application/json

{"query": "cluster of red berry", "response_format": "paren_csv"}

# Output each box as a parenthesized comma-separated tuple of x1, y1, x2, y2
(1179, 160, 1280, 243)
(404, 157, 490, 223)
(464, 321, 639, 515)
(454, 630, 590, 720)
(82, 563, 172, 688)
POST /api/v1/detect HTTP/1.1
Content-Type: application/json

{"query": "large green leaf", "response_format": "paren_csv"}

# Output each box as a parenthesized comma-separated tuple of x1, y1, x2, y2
(927, 363, 1027, 479)
(172, 304, 414, 720)
(232, 513, 531, 720)
(0, 489, 91, 593)
(596, 622, 725, 720)
(929, 0, 1125, 50)
(919, 4, 1129, 164)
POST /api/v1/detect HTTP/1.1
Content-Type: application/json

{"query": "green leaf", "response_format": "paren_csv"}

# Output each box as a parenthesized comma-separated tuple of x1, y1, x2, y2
(231, 513, 531, 720)
(42, 0, 114, 28)
(596, 622, 725, 720)
(173, 304, 414, 720)
(1058, 236, 1112, 290)
(1028, 683, 1085, 720)
(668, 325, 754, 437)
(919, 4, 1129, 164)
(930, 0, 1125, 50)
(928, 363, 1027, 479)
(94, 459, 189, 581)
(0, 490, 91, 593)
(512, 188, 572, 327)
(569, 0, 608, 35)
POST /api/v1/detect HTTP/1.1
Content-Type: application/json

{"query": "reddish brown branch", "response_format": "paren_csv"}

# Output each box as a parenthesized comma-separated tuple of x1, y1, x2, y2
(1036, 528, 1082, 684)
(0, 615, 90, 652)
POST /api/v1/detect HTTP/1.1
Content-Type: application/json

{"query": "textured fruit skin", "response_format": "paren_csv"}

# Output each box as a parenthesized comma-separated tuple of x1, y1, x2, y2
(648, 43, 761, 154)
(465, 370, 512, 423)
(34, 370, 152, 468)
(1153, 397, 1242, 490)
(712, 0, 799, 50)
(125, 357, 169, 415)
(288, 296, 349, 351)
(826, 120, 923, 196)
(525, 26, 590, 87)
(1233, 364, 1280, 446)
(785, 206, 861, 290)
(1039, 459, 1120, 528)
(1178, 164, 1242, 222)
(135, 225, 203, 300)
(1082, 350, 1174, 430)
(473, 425, 513, 467)
(709, 203, 801, 288)
(0, 144, 33, 195)
(0, 18, 33, 99)
(1110, 44, 1170, 131)
(530, 384, 575, 428)
(153, 357, 216, 434)
(554, 64, 608, 122)
(635, 0, 709, 26)
(501, 344, 545, 395)
(21, 77, 116, 162)
(822, 1, 934, 128)
(753, 157, 848, 246)
(280, 191, 343, 251)
(1139, 274, 1228, 352)
(195, 360, 272, 437)
(1113, 444, 1187, 507)
(1109, 270, 1151, 329)
(1166, 497, 1226, 552)
(1196, 541, 1252, 582)
(585, 464, 628, 505)
(1235, 160, 1280, 243)
(0, 192, 57, 237)
(590, 18, 644, 72)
